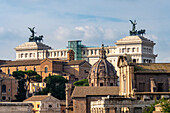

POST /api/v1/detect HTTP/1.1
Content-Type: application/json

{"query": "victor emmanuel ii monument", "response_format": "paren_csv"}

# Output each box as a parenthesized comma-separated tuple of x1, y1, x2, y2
(15, 21, 157, 70)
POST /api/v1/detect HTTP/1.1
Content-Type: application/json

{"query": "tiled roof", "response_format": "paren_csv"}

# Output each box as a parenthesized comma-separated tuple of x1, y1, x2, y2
(0, 60, 42, 67)
(0, 58, 66, 67)
(24, 95, 49, 101)
(72, 86, 119, 98)
(66, 60, 86, 65)
(135, 63, 170, 73)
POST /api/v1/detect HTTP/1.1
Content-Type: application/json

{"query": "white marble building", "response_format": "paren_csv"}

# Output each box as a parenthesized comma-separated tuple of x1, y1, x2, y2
(15, 35, 157, 69)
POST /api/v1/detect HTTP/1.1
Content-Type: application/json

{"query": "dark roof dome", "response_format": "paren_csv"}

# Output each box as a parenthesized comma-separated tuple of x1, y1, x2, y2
(88, 44, 118, 86)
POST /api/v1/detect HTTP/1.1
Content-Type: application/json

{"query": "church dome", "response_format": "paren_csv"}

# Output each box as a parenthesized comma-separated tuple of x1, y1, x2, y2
(88, 44, 118, 86)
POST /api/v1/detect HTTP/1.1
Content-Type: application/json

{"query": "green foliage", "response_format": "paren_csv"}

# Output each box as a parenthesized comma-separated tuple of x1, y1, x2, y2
(160, 98, 170, 112)
(143, 98, 170, 113)
(73, 79, 89, 86)
(15, 79, 26, 102)
(12, 70, 42, 101)
(24, 70, 42, 82)
(12, 71, 25, 79)
(37, 75, 68, 100)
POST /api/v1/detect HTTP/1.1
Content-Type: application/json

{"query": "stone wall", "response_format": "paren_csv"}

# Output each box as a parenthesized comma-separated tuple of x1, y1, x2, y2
(73, 98, 86, 113)
(0, 102, 33, 113)
(135, 73, 170, 92)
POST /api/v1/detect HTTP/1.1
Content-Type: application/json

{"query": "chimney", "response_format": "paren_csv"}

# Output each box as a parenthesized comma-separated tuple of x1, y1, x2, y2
(48, 93, 51, 96)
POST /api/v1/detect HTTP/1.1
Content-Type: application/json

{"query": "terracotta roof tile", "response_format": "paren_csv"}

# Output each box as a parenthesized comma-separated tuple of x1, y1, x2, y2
(67, 60, 86, 65)
(0, 60, 42, 67)
(72, 86, 119, 98)
(135, 63, 170, 73)
(24, 95, 49, 101)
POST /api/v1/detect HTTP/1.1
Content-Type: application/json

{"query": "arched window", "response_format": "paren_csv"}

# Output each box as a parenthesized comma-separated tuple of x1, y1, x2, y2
(45, 67, 48, 73)
(25, 67, 27, 71)
(2, 85, 6, 93)
(100, 83, 103, 86)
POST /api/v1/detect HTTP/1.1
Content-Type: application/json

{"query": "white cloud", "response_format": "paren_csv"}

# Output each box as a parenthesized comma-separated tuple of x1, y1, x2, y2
(0, 27, 5, 34)
(50, 26, 122, 48)
(146, 34, 158, 41)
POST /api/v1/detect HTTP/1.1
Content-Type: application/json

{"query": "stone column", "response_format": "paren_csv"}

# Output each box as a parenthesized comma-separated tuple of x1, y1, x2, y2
(142, 107, 146, 112)
(65, 83, 71, 113)
(129, 107, 134, 113)
(116, 107, 121, 113)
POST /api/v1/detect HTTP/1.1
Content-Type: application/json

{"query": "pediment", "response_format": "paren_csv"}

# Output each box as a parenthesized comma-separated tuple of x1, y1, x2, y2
(42, 96, 60, 102)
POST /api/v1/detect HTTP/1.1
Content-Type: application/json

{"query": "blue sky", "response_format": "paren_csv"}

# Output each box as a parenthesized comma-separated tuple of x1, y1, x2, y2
(0, 0, 170, 62)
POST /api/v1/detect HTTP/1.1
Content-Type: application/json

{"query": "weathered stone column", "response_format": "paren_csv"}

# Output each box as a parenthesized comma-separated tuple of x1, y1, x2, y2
(129, 107, 134, 113)
(65, 83, 71, 113)
(116, 107, 121, 113)
(142, 107, 146, 112)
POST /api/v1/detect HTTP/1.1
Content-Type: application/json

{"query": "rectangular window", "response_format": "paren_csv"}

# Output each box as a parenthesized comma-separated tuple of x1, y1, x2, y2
(157, 83, 163, 92)
(139, 83, 145, 92)
(110, 83, 113, 86)
(91, 50, 93, 55)
(122, 48, 125, 53)
(127, 48, 130, 52)
(95, 50, 97, 55)
(8, 68, 10, 74)
(37, 104, 40, 108)
(132, 48, 135, 52)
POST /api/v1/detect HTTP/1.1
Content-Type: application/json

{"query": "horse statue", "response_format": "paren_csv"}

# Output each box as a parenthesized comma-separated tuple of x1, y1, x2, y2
(35, 35, 43, 42)
(28, 27, 43, 42)
(137, 29, 146, 36)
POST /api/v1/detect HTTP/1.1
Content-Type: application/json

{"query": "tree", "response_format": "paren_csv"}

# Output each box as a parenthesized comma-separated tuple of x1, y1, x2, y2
(143, 98, 170, 113)
(12, 70, 42, 101)
(160, 98, 170, 112)
(37, 75, 68, 100)
(73, 79, 89, 86)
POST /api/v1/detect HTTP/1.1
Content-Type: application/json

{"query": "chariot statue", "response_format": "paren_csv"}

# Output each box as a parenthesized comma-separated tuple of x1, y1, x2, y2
(129, 20, 146, 36)
(28, 27, 43, 42)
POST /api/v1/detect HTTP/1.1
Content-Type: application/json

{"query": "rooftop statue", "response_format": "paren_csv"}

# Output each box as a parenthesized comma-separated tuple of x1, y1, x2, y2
(28, 27, 43, 42)
(28, 27, 36, 38)
(129, 20, 146, 36)
(129, 20, 137, 32)
(129, 20, 137, 36)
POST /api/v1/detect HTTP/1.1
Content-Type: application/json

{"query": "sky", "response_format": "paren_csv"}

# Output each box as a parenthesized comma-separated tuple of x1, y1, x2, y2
(0, 0, 170, 62)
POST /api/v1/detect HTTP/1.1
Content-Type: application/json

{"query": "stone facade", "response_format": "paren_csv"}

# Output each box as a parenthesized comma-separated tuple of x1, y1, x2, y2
(0, 72, 18, 102)
(24, 93, 60, 113)
(71, 86, 119, 113)
(14, 36, 157, 72)
(117, 55, 170, 100)
(90, 96, 154, 113)
(0, 58, 91, 82)
(0, 102, 33, 113)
